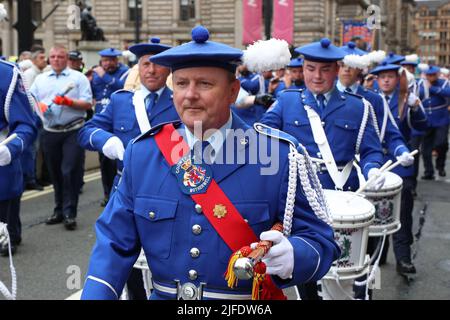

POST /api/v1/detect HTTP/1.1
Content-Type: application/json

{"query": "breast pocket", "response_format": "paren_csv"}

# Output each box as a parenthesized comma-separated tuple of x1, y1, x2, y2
(331, 119, 358, 154)
(285, 119, 315, 148)
(219, 202, 271, 263)
(134, 196, 178, 259)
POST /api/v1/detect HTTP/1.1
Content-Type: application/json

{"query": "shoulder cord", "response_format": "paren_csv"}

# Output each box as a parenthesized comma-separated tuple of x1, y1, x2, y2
(283, 144, 333, 236)
(364, 98, 381, 141)
(355, 98, 370, 155)
(0, 223, 17, 300)
(4, 66, 19, 123)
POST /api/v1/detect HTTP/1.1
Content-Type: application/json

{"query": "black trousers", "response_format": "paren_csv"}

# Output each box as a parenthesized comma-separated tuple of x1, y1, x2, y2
(409, 135, 424, 191)
(0, 196, 22, 244)
(422, 125, 449, 176)
(98, 153, 116, 199)
(41, 129, 84, 219)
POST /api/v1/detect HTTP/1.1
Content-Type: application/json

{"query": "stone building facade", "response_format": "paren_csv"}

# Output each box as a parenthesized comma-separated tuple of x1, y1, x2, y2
(0, 0, 417, 60)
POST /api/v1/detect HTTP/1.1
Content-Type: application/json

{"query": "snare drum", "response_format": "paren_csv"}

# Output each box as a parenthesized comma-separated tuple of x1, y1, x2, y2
(323, 190, 375, 279)
(363, 172, 402, 237)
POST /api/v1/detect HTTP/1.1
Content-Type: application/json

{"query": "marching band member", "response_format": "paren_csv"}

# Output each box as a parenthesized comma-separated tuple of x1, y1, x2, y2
(81, 25, 340, 300)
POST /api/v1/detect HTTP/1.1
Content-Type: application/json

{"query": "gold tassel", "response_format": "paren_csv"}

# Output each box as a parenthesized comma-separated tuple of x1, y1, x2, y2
(224, 246, 252, 289)
(252, 262, 266, 300)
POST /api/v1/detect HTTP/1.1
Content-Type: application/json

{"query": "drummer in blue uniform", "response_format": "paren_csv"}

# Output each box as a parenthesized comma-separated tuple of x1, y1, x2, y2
(0, 60, 37, 256)
(260, 38, 385, 300)
(417, 65, 450, 179)
(81, 25, 340, 300)
(370, 62, 428, 276)
(91, 47, 130, 206)
(78, 37, 178, 198)
(79, 37, 178, 300)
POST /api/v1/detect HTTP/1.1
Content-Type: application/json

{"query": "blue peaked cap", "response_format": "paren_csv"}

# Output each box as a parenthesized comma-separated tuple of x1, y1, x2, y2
(340, 41, 367, 56)
(150, 25, 243, 73)
(129, 37, 172, 59)
(295, 38, 346, 62)
(98, 47, 122, 57)
(382, 52, 405, 64)
(369, 61, 401, 75)
(425, 65, 440, 74)
(287, 58, 303, 68)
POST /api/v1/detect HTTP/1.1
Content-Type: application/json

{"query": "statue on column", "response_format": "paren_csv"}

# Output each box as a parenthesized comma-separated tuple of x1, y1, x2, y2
(79, 2, 106, 41)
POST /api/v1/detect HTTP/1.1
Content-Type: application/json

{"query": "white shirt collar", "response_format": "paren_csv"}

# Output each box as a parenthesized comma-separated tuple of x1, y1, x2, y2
(312, 88, 334, 105)
(184, 112, 233, 162)
(336, 80, 359, 94)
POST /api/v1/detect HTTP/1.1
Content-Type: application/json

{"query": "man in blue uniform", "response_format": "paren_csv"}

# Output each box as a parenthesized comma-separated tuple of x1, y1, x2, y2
(0, 60, 37, 256)
(370, 63, 428, 276)
(81, 26, 340, 300)
(418, 66, 450, 179)
(261, 38, 384, 193)
(272, 58, 305, 97)
(91, 48, 130, 206)
(79, 37, 178, 300)
(260, 38, 385, 300)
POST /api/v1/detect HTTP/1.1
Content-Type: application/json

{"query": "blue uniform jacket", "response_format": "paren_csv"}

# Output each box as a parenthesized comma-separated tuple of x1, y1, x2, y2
(231, 103, 267, 126)
(78, 87, 179, 175)
(376, 88, 428, 177)
(260, 88, 383, 191)
(418, 79, 450, 128)
(81, 115, 340, 300)
(274, 81, 306, 97)
(91, 63, 129, 114)
(0, 61, 37, 200)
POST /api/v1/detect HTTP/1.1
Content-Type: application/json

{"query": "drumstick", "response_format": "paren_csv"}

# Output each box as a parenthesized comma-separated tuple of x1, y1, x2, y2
(0, 133, 17, 147)
(355, 159, 393, 195)
(385, 150, 419, 172)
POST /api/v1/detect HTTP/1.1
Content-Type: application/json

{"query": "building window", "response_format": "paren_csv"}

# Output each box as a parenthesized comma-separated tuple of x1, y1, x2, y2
(32, 0, 42, 24)
(180, 0, 195, 21)
(128, 0, 142, 22)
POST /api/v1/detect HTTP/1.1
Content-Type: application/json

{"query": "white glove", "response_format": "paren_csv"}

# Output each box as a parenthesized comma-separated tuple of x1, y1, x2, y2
(396, 151, 414, 167)
(0, 145, 12, 166)
(367, 168, 386, 191)
(407, 93, 419, 107)
(260, 230, 294, 280)
(102, 136, 125, 161)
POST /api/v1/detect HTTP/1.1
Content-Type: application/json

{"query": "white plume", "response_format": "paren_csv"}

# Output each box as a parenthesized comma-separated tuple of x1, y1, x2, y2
(440, 67, 449, 75)
(18, 59, 33, 71)
(343, 54, 370, 69)
(418, 63, 429, 72)
(404, 54, 419, 64)
(122, 50, 136, 62)
(0, 4, 7, 22)
(243, 38, 291, 73)
(366, 50, 386, 64)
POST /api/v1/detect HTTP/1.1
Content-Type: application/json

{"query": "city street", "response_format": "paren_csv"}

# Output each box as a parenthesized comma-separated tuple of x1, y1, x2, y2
(1, 158, 450, 300)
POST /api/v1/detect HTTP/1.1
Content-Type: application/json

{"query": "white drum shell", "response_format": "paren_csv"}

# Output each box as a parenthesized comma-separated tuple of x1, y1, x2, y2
(324, 190, 375, 278)
(364, 172, 403, 237)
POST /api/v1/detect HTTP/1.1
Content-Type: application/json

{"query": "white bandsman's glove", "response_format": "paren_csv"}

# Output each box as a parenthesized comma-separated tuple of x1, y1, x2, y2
(407, 93, 420, 107)
(260, 230, 294, 280)
(367, 168, 386, 191)
(102, 136, 125, 161)
(0, 145, 12, 166)
(396, 151, 414, 167)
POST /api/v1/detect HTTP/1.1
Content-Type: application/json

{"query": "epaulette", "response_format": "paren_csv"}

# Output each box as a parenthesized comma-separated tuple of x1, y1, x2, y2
(132, 120, 182, 144)
(282, 88, 304, 93)
(344, 91, 363, 99)
(112, 88, 134, 95)
(254, 122, 300, 150)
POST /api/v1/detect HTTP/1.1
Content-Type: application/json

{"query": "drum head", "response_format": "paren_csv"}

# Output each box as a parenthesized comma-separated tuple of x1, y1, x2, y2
(324, 190, 374, 223)
(382, 172, 403, 190)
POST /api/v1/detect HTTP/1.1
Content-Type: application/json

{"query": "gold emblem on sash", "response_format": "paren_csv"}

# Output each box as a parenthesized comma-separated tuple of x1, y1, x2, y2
(213, 204, 227, 219)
